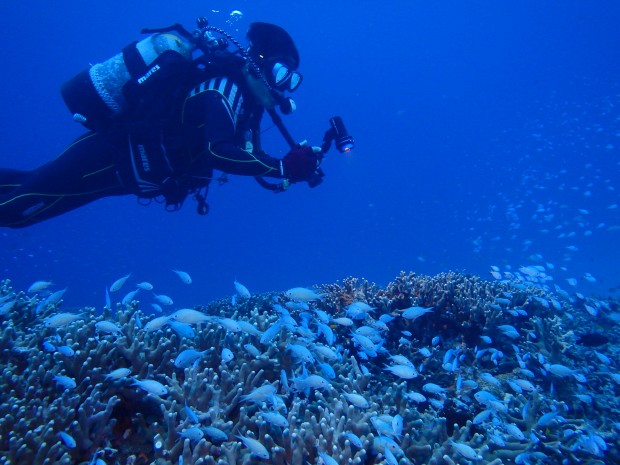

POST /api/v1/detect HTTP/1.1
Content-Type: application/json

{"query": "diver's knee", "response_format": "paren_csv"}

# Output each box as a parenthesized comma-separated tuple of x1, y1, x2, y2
(0, 204, 39, 228)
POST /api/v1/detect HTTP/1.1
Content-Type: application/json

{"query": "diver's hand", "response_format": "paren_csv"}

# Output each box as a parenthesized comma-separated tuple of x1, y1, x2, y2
(282, 146, 322, 183)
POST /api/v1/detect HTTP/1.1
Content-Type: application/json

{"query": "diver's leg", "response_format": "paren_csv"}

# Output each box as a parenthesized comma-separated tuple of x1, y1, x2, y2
(0, 169, 31, 195)
(0, 132, 131, 228)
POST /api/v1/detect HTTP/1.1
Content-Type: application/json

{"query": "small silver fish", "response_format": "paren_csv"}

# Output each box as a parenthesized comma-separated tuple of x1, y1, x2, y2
(172, 269, 192, 284)
(389, 354, 414, 367)
(28, 280, 53, 293)
(153, 293, 173, 306)
(405, 391, 427, 403)
(401, 306, 434, 320)
(58, 431, 76, 448)
(110, 274, 131, 292)
(512, 378, 536, 392)
(318, 362, 336, 379)
(292, 374, 330, 391)
(170, 308, 209, 324)
(287, 344, 315, 363)
(237, 434, 269, 459)
(54, 374, 77, 390)
(174, 349, 210, 369)
(545, 363, 577, 378)
(343, 432, 363, 448)
(56, 345, 75, 357)
(217, 318, 242, 332)
(168, 320, 195, 338)
(423, 383, 447, 395)
(179, 427, 204, 441)
(43, 288, 67, 309)
(418, 347, 432, 358)
(238, 321, 262, 337)
(132, 378, 168, 396)
(44, 313, 83, 329)
(346, 301, 375, 318)
(184, 402, 200, 423)
(331, 317, 354, 327)
(234, 280, 251, 298)
(221, 348, 234, 363)
(240, 384, 277, 403)
(284, 287, 324, 302)
(204, 426, 228, 442)
(144, 315, 170, 332)
(506, 423, 525, 441)
(244, 343, 261, 357)
(260, 321, 282, 344)
(318, 452, 339, 465)
(474, 390, 499, 406)
(450, 441, 481, 461)
(392, 414, 403, 436)
(383, 447, 398, 465)
(342, 392, 370, 409)
(384, 364, 417, 379)
(473, 409, 493, 425)
(497, 324, 520, 339)
(0, 299, 17, 316)
(479, 372, 501, 386)
(314, 345, 338, 361)
(259, 411, 289, 427)
(105, 368, 132, 380)
(42, 341, 56, 352)
(95, 321, 122, 335)
(121, 289, 140, 306)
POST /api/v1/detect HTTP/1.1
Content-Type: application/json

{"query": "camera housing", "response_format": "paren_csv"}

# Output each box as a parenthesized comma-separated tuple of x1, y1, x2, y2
(321, 116, 355, 154)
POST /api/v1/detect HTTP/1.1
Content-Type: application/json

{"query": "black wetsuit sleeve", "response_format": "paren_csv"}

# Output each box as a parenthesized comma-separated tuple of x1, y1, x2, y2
(206, 142, 282, 177)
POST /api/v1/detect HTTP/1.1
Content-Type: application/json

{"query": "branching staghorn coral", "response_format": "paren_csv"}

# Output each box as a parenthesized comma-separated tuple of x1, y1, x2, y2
(0, 273, 619, 464)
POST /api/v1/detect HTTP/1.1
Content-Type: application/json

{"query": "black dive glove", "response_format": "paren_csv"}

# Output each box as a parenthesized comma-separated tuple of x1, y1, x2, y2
(282, 146, 322, 184)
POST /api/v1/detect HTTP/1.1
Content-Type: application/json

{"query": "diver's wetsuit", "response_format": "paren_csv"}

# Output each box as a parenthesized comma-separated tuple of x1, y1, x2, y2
(0, 68, 283, 228)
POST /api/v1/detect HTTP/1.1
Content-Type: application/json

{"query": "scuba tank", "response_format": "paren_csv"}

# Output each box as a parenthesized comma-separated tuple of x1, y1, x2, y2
(61, 33, 196, 130)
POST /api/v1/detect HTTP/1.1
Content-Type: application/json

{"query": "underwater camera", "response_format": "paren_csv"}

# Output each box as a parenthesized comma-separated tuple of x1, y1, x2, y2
(302, 116, 355, 188)
(321, 116, 355, 154)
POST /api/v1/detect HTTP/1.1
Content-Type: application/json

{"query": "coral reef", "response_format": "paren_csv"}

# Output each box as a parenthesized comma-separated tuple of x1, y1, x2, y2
(0, 272, 618, 464)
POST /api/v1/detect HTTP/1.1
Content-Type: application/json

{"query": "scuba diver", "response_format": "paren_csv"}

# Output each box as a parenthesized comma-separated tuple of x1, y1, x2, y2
(0, 19, 353, 228)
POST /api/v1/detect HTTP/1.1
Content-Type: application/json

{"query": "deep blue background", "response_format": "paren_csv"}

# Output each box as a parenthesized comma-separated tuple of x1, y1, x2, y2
(1, 1, 619, 309)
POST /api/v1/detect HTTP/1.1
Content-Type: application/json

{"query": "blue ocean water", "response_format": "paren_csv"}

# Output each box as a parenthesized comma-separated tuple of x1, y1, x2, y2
(0, 0, 618, 309)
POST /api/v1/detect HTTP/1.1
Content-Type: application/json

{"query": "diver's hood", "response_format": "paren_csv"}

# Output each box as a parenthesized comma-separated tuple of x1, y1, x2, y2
(246, 22, 300, 69)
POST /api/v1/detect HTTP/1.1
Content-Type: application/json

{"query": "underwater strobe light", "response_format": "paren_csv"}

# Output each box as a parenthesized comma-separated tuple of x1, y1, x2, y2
(330, 116, 354, 153)
(321, 116, 354, 154)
